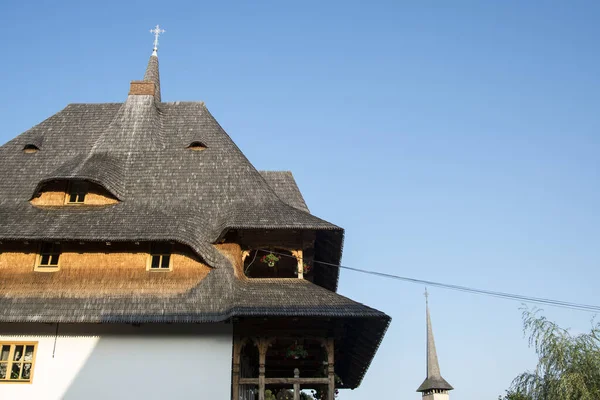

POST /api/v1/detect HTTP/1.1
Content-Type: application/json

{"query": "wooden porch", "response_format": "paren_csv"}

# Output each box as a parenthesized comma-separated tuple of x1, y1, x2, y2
(232, 336, 336, 400)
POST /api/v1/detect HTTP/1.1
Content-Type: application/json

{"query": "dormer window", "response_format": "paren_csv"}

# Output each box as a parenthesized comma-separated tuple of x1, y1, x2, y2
(35, 243, 61, 272)
(65, 182, 87, 204)
(23, 144, 39, 154)
(187, 141, 207, 151)
(148, 243, 172, 271)
(31, 180, 119, 207)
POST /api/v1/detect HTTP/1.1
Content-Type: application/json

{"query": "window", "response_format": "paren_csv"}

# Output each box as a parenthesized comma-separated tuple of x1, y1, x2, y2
(0, 343, 37, 383)
(187, 141, 207, 151)
(66, 181, 87, 204)
(148, 244, 172, 271)
(35, 243, 61, 271)
(22, 144, 39, 154)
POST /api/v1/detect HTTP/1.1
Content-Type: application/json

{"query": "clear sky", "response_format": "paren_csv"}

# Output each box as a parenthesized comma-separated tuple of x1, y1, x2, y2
(1, 1, 599, 399)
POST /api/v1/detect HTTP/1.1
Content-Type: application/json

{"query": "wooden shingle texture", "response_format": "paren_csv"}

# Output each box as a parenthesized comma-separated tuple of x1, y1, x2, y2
(0, 54, 390, 389)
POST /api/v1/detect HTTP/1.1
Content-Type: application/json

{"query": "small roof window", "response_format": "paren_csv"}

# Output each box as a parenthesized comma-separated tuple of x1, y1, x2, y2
(66, 181, 87, 204)
(148, 243, 173, 271)
(23, 144, 40, 154)
(187, 141, 207, 151)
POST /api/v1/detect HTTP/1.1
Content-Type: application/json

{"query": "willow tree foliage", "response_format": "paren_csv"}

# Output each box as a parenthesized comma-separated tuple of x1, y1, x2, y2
(501, 308, 600, 400)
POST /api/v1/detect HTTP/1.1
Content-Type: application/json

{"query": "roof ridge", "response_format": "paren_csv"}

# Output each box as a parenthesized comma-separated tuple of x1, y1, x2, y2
(91, 95, 164, 153)
(199, 106, 318, 222)
(67, 102, 124, 106)
(259, 170, 310, 213)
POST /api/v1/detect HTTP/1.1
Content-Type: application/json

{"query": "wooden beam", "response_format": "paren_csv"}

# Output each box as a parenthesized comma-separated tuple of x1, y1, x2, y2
(327, 338, 335, 400)
(257, 337, 273, 400)
(239, 378, 260, 385)
(241, 250, 251, 263)
(262, 378, 330, 385)
(232, 337, 241, 400)
(290, 249, 303, 279)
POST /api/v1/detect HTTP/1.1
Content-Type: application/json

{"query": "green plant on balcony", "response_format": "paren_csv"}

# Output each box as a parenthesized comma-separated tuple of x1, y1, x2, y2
(286, 343, 308, 359)
(260, 253, 280, 267)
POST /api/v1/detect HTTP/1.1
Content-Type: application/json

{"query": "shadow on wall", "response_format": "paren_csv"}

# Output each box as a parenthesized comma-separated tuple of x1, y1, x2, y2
(62, 324, 233, 400)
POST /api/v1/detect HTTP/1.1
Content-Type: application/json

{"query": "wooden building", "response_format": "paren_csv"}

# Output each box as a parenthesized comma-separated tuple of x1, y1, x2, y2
(0, 36, 390, 400)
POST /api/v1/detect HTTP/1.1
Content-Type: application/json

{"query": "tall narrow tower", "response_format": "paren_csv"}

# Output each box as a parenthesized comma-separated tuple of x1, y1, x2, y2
(417, 291, 453, 400)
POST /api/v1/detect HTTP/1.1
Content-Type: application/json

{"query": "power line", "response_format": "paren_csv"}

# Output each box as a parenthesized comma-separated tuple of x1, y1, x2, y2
(257, 249, 600, 313)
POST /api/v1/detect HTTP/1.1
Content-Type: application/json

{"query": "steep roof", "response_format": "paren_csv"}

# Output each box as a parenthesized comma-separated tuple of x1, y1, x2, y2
(0, 51, 390, 388)
(0, 88, 342, 279)
(417, 301, 453, 393)
(259, 171, 309, 212)
(143, 53, 162, 102)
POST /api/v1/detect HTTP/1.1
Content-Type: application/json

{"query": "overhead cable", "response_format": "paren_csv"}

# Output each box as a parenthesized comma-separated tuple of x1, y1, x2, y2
(256, 249, 600, 313)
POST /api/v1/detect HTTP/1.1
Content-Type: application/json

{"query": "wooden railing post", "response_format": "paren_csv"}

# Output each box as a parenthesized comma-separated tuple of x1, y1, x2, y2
(293, 368, 300, 400)
(327, 338, 335, 400)
(258, 337, 269, 400)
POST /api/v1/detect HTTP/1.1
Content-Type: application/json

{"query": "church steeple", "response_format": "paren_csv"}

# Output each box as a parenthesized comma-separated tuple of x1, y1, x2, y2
(143, 52, 161, 103)
(128, 26, 164, 102)
(417, 290, 453, 399)
(143, 25, 165, 102)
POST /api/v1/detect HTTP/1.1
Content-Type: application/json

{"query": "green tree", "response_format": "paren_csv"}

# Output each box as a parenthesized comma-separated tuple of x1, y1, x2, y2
(500, 308, 600, 400)
(498, 390, 532, 400)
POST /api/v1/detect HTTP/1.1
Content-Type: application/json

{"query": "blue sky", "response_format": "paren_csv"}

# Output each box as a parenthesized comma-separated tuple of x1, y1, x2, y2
(1, 1, 600, 398)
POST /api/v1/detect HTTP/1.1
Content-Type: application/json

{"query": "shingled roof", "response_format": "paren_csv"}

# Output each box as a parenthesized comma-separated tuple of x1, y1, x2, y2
(259, 171, 309, 212)
(417, 299, 453, 393)
(0, 50, 390, 388)
(0, 102, 341, 262)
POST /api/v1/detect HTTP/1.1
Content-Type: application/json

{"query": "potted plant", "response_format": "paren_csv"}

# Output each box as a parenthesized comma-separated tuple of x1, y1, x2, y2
(302, 263, 312, 274)
(260, 253, 280, 267)
(286, 343, 308, 359)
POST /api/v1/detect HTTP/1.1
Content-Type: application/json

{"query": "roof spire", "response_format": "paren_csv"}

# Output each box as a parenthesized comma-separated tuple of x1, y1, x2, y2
(150, 25, 165, 56)
(417, 289, 454, 396)
(142, 25, 164, 103)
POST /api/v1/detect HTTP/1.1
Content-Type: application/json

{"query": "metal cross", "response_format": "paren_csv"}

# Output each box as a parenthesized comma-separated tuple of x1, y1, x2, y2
(150, 25, 165, 53)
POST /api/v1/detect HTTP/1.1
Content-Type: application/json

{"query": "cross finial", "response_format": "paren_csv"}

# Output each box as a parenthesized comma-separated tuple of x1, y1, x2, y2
(150, 25, 165, 56)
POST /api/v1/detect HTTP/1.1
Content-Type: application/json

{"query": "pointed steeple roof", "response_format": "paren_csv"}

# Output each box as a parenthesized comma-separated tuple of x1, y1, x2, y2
(417, 294, 453, 393)
(144, 54, 161, 103)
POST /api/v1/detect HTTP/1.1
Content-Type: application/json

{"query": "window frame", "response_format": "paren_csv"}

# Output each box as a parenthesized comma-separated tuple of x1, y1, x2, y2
(34, 243, 61, 272)
(0, 342, 38, 384)
(147, 244, 173, 272)
(64, 181, 88, 205)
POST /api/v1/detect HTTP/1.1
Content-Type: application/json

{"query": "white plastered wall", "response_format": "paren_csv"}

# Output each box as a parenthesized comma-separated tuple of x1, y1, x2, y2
(0, 323, 232, 400)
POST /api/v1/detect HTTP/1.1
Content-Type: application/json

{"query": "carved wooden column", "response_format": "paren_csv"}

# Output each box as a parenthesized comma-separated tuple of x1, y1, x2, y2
(241, 250, 251, 263)
(293, 368, 300, 400)
(291, 250, 303, 279)
(258, 337, 270, 400)
(326, 338, 335, 400)
(232, 337, 242, 400)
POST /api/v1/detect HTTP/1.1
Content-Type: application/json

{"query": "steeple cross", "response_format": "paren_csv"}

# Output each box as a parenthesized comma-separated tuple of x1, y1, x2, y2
(150, 25, 165, 54)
